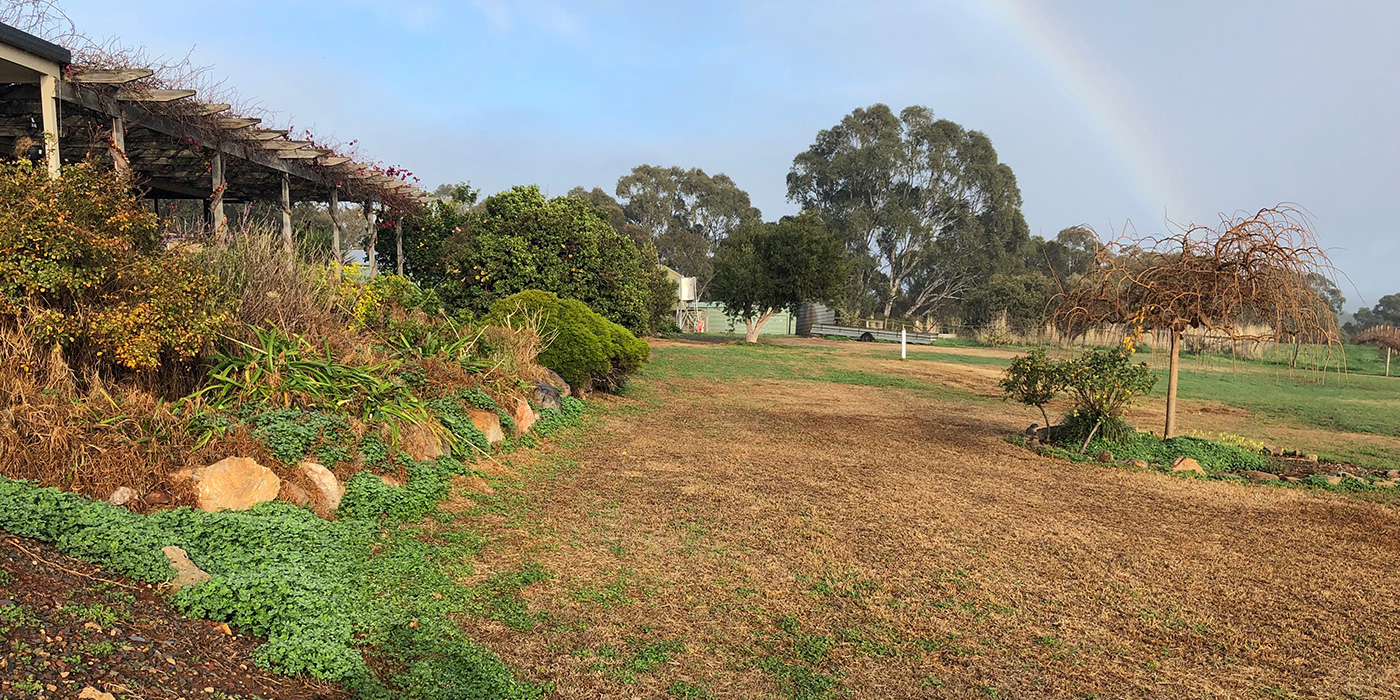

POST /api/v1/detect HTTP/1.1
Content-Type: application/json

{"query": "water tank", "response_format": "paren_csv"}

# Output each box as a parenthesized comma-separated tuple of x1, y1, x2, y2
(678, 277, 698, 302)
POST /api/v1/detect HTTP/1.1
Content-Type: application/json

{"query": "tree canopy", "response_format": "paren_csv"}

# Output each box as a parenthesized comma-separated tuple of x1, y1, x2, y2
(393, 185, 652, 333)
(787, 104, 1031, 320)
(709, 212, 848, 342)
(615, 165, 761, 296)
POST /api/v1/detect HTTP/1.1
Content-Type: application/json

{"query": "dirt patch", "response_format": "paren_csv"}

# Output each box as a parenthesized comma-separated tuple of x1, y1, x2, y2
(0, 535, 344, 700)
(446, 347, 1400, 699)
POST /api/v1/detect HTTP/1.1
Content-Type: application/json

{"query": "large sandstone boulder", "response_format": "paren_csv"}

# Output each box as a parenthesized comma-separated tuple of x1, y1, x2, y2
(298, 460, 345, 516)
(162, 546, 211, 591)
(510, 397, 539, 436)
(1170, 457, 1204, 475)
(192, 457, 280, 511)
(469, 409, 505, 444)
(1242, 470, 1280, 483)
(401, 423, 446, 462)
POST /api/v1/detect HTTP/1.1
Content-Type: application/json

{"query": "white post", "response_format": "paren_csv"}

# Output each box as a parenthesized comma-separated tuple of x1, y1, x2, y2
(328, 188, 343, 268)
(38, 72, 60, 178)
(901, 327, 907, 360)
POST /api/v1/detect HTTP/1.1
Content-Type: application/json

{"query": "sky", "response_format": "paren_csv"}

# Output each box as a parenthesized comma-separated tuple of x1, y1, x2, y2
(57, 0, 1400, 309)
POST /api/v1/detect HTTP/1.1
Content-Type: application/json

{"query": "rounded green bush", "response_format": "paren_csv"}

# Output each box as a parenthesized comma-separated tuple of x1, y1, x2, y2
(486, 290, 649, 391)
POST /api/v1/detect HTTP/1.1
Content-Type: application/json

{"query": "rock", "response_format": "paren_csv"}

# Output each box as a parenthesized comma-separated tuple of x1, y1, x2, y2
(298, 461, 345, 515)
(1242, 470, 1280, 483)
(107, 487, 137, 506)
(401, 423, 446, 462)
(144, 490, 171, 506)
(468, 409, 505, 444)
(79, 688, 115, 700)
(532, 381, 563, 411)
(1025, 424, 1040, 437)
(1302, 454, 1319, 463)
(1282, 476, 1301, 483)
(1096, 450, 1114, 463)
(1262, 445, 1282, 457)
(377, 474, 405, 488)
(510, 397, 538, 436)
(162, 546, 211, 592)
(1170, 456, 1205, 475)
(1387, 470, 1400, 479)
(1129, 459, 1149, 469)
(282, 483, 311, 507)
(191, 457, 280, 512)
(1374, 479, 1397, 489)
(1026, 437, 1041, 450)
(1320, 475, 1343, 486)
(538, 366, 571, 395)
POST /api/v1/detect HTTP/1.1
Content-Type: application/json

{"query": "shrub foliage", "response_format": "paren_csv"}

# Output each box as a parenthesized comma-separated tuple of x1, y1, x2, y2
(486, 290, 649, 391)
(0, 160, 227, 369)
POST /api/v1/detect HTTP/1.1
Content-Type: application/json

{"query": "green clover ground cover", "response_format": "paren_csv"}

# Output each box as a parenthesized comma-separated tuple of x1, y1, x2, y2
(0, 397, 587, 699)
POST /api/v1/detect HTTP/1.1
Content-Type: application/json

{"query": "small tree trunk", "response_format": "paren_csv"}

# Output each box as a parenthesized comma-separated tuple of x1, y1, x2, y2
(395, 218, 404, 276)
(745, 310, 775, 343)
(1164, 329, 1182, 438)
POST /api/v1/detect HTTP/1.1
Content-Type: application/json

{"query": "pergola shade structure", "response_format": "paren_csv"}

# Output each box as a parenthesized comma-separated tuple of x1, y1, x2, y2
(0, 21, 427, 248)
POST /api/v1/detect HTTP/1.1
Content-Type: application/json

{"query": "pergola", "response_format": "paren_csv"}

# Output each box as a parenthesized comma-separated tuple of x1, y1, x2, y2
(0, 21, 426, 272)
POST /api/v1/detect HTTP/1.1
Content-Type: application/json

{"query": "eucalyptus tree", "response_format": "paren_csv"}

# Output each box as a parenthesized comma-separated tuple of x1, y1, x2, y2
(788, 104, 1030, 319)
(614, 165, 761, 295)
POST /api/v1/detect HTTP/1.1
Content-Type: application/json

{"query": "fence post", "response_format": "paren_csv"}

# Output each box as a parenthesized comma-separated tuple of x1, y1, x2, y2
(901, 328, 907, 360)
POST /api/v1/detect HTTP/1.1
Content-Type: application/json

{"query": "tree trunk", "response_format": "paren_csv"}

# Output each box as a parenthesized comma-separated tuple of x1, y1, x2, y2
(328, 189, 343, 269)
(745, 310, 775, 343)
(364, 202, 378, 278)
(395, 219, 404, 276)
(1164, 329, 1182, 438)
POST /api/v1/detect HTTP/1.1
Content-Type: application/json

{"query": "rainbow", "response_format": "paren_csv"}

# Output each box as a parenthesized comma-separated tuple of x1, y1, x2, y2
(982, 0, 1191, 229)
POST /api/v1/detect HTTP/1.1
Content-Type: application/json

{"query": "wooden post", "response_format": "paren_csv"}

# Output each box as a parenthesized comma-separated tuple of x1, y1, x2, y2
(328, 188, 343, 268)
(38, 73, 60, 178)
(395, 217, 404, 276)
(210, 151, 227, 242)
(364, 200, 378, 277)
(1388, 347, 1392, 378)
(1164, 329, 1182, 438)
(110, 115, 130, 180)
(280, 173, 294, 258)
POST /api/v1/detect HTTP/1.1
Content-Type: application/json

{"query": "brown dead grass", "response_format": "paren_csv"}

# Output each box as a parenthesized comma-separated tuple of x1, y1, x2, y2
(447, 340, 1400, 699)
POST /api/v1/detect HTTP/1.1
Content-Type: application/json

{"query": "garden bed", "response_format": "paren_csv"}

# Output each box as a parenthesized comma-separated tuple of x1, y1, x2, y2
(0, 534, 345, 700)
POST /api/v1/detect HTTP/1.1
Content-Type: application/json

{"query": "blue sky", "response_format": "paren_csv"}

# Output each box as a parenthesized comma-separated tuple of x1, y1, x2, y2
(60, 0, 1400, 308)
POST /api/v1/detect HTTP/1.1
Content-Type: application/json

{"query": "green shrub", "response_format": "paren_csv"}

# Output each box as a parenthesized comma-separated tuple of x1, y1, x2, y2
(0, 159, 227, 369)
(486, 290, 649, 391)
(1056, 346, 1157, 444)
(999, 348, 1063, 427)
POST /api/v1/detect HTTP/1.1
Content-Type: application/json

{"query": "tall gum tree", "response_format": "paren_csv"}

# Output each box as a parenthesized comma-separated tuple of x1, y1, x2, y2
(614, 165, 761, 297)
(1052, 206, 1340, 438)
(787, 104, 1029, 320)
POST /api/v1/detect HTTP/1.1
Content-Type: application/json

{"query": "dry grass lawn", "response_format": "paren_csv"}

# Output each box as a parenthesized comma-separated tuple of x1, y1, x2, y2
(447, 339, 1400, 699)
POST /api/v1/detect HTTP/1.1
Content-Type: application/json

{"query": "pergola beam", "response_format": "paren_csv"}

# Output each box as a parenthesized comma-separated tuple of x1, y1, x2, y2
(70, 68, 153, 84)
(118, 88, 196, 103)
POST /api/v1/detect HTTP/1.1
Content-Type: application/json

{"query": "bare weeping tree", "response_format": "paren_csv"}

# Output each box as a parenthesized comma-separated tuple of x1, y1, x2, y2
(1354, 326, 1400, 377)
(1053, 205, 1341, 438)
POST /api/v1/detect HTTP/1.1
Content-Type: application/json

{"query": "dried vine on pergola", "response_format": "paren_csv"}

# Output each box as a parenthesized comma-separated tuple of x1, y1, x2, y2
(1051, 205, 1342, 437)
